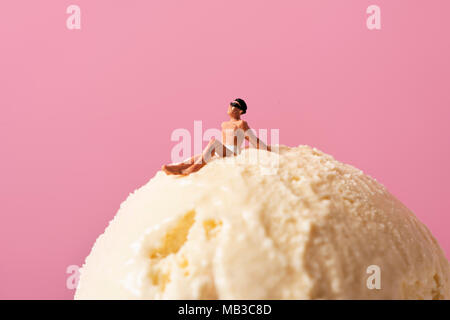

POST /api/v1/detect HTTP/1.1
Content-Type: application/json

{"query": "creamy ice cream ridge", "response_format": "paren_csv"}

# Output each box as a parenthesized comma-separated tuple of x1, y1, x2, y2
(75, 145, 450, 299)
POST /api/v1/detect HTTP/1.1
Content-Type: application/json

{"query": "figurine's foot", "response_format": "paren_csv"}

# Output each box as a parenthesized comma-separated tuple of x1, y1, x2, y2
(162, 164, 184, 175)
(162, 155, 204, 175)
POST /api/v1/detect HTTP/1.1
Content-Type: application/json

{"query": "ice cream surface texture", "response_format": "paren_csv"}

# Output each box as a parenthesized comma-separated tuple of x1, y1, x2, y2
(75, 145, 449, 299)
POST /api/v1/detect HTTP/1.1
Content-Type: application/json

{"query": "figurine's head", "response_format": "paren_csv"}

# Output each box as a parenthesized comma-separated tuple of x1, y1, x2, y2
(228, 98, 247, 118)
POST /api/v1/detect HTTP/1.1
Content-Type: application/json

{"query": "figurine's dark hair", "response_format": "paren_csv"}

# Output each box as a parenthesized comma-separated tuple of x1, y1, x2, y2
(232, 98, 247, 114)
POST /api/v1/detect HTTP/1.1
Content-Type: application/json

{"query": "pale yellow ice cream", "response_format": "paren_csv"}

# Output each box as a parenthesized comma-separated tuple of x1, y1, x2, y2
(75, 145, 450, 299)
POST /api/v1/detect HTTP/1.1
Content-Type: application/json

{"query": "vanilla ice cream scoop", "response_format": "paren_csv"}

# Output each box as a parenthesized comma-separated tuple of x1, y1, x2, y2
(75, 145, 449, 299)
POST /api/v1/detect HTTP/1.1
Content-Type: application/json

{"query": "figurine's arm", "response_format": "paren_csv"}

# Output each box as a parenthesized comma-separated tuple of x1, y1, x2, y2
(243, 122, 271, 152)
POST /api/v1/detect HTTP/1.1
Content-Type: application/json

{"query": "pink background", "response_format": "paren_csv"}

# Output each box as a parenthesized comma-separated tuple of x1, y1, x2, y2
(1, 1, 449, 299)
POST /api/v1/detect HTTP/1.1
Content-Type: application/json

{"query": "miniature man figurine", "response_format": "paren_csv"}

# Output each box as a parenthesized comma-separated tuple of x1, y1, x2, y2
(162, 98, 271, 176)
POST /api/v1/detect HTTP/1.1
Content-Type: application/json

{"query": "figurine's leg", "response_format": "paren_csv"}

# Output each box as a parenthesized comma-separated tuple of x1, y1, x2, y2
(181, 138, 225, 175)
(162, 155, 201, 175)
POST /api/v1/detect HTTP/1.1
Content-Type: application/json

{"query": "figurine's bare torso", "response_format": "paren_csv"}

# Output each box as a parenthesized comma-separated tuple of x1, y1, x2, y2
(221, 120, 248, 148)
